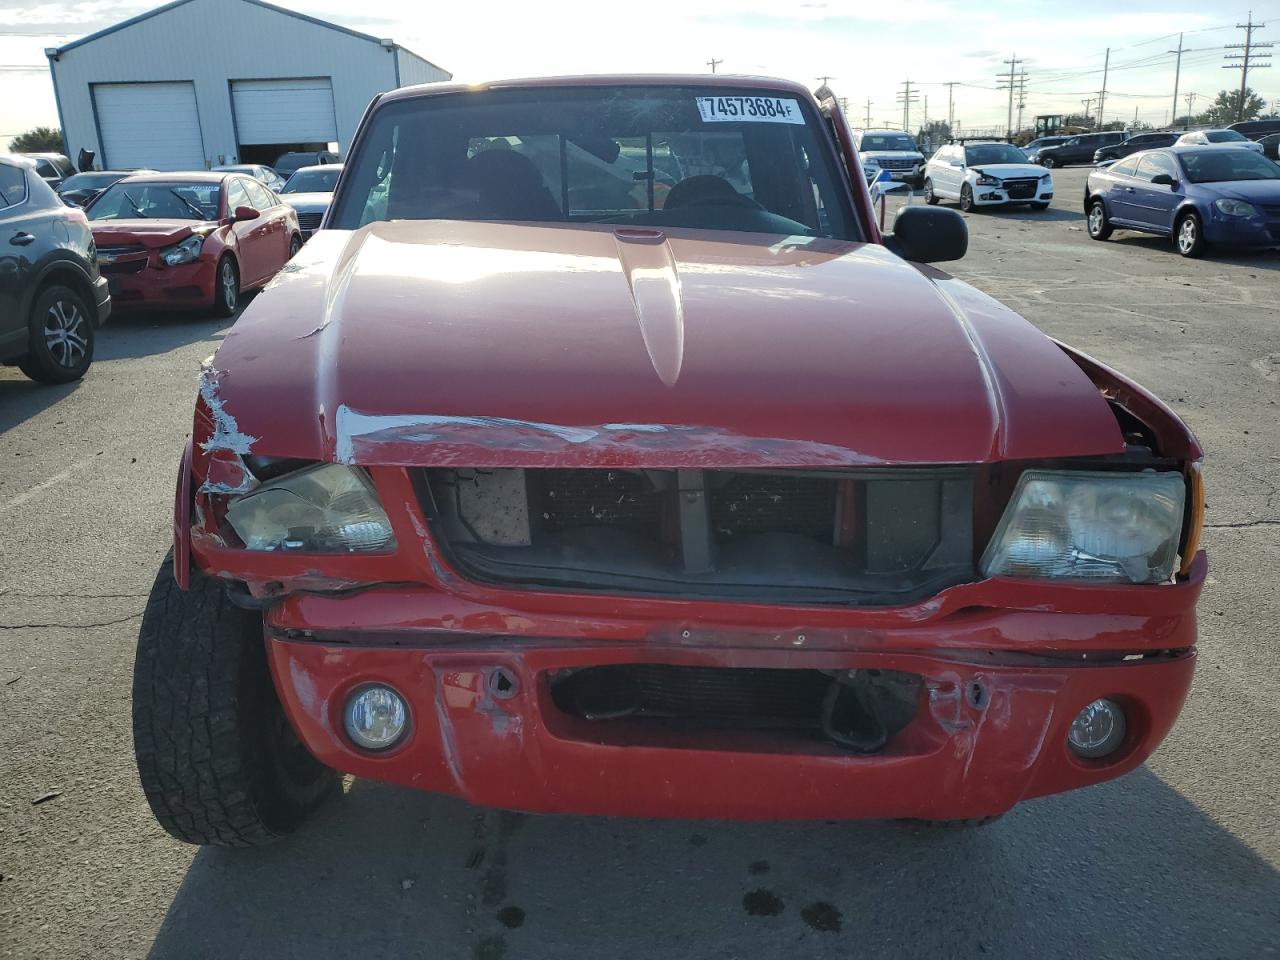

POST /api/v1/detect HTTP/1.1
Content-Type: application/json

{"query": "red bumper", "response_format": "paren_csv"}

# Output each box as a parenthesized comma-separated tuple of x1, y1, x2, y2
(102, 257, 215, 310)
(265, 580, 1198, 821)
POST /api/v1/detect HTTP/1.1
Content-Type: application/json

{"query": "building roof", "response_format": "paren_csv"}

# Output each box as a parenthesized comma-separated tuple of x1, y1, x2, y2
(47, 0, 448, 76)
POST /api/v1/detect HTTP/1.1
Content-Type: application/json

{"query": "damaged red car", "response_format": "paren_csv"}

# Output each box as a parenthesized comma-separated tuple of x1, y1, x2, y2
(132, 76, 1205, 847)
(87, 172, 301, 316)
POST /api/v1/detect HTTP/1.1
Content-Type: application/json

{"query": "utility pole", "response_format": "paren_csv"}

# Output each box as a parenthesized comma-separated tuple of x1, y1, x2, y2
(897, 79, 919, 132)
(707, 58, 723, 74)
(816, 75, 835, 90)
(1081, 97, 1096, 126)
(1098, 47, 1111, 128)
(1014, 70, 1028, 137)
(943, 81, 958, 132)
(997, 55, 1023, 137)
(863, 97, 873, 129)
(1224, 13, 1272, 122)
(1169, 33, 1185, 132)
(1184, 91, 1198, 128)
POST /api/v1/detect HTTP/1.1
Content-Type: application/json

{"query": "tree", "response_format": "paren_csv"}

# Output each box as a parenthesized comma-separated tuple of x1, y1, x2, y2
(1203, 88, 1266, 126)
(915, 120, 952, 152)
(8, 126, 65, 153)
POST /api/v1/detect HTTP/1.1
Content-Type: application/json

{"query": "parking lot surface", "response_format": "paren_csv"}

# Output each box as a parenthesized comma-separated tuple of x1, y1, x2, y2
(2, 168, 1278, 959)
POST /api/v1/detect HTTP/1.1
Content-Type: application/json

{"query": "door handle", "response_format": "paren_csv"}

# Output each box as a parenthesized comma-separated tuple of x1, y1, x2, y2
(10, 232, 35, 246)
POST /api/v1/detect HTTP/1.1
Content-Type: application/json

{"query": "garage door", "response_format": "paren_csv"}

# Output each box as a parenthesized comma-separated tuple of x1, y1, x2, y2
(231, 78, 337, 144)
(93, 82, 204, 171)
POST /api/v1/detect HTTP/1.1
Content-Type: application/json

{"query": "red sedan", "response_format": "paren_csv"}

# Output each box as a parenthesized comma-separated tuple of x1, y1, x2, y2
(86, 172, 301, 315)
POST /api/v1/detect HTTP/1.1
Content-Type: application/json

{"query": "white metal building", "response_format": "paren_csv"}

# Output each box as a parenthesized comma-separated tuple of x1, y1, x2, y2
(45, 0, 449, 171)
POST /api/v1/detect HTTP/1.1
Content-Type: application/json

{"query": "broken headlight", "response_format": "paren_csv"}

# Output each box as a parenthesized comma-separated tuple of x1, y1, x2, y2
(226, 464, 395, 552)
(982, 470, 1186, 584)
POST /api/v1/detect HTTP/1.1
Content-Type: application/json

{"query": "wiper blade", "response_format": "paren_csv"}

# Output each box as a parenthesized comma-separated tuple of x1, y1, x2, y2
(170, 189, 207, 220)
(122, 191, 146, 217)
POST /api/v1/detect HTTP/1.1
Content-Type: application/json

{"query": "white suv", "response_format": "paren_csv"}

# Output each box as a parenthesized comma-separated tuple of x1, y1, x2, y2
(923, 141, 1054, 212)
(853, 130, 925, 185)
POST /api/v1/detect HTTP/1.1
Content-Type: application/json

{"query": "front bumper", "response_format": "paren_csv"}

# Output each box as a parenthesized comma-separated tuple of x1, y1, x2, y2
(264, 566, 1201, 821)
(91, 275, 111, 326)
(1203, 212, 1280, 247)
(974, 186, 1054, 206)
(102, 256, 216, 310)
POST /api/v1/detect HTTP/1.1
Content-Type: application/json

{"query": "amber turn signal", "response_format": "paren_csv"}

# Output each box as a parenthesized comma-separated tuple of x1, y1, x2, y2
(1179, 462, 1204, 576)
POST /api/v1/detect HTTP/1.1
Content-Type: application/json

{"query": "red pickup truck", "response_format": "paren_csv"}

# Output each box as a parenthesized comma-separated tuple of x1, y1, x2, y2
(132, 75, 1204, 846)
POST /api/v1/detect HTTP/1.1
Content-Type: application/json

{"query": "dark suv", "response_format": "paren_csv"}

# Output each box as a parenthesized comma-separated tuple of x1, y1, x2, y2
(1094, 132, 1178, 164)
(1036, 131, 1128, 168)
(0, 154, 110, 383)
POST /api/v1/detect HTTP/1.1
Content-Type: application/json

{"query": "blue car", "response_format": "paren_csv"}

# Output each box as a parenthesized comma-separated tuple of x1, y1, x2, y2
(1084, 145, 1280, 257)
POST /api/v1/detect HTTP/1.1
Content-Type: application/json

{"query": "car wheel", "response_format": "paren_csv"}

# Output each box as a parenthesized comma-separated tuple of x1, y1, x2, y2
(959, 184, 976, 213)
(1087, 199, 1113, 240)
(1030, 202, 1050, 211)
(19, 284, 95, 384)
(1041, 157, 1057, 169)
(132, 555, 338, 847)
(213, 255, 239, 317)
(1175, 212, 1205, 258)
(923, 178, 940, 205)
(288, 234, 302, 260)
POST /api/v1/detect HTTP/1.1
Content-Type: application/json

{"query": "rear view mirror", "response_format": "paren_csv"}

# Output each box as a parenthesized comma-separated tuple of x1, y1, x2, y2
(884, 206, 968, 264)
(233, 205, 260, 222)
(1151, 173, 1178, 187)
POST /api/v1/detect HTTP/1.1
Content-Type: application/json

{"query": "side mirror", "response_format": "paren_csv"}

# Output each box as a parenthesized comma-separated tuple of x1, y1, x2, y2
(233, 205, 260, 222)
(884, 206, 968, 264)
(1151, 173, 1178, 187)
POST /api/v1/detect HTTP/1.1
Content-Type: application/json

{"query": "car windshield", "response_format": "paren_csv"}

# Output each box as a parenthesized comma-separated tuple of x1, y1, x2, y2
(59, 172, 121, 192)
(1180, 150, 1280, 183)
(87, 181, 221, 220)
(1206, 130, 1247, 143)
(331, 85, 860, 240)
(861, 134, 918, 152)
(965, 144, 1029, 165)
(283, 168, 342, 193)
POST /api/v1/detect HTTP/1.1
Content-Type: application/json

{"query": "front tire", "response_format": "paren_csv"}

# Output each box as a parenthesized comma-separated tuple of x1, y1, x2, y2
(959, 184, 976, 213)
(19, 285, 95, 384)
(132, 557, 338, 847)
(1087, 199, 1113, 240)
(213, 256, 239, 317)
(1175, 211, 1205, 258)
(1041, 157, 1058, 169)
(288, 234, 302, 260)
(923, 178, 940, 205)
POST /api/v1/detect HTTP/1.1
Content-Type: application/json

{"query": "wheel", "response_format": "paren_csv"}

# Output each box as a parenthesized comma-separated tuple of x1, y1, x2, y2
(959, 184, 976, 213)
(288, 234, 302, 260)
(923, 178, 940, 205)
(1030, 202, 1050, 211)
(18, 284, 95, 384)
(1174, 211, 1205, 258)
(1086, 199, 1113, 240)
(1040, 157, 1058, 169)
(132, 556, 338, 847)
(213, 256, 239, 317)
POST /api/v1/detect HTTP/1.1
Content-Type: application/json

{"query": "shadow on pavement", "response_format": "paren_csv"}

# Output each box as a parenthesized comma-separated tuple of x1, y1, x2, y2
(148, 767, 1278, 960)
(0, 377, 82, 436)
(95, 307, 241, 364)
(1106, 234, 1280, 271)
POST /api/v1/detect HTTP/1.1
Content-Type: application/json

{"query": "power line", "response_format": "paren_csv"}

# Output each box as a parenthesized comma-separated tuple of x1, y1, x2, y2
(1224, 12, 1272, 120)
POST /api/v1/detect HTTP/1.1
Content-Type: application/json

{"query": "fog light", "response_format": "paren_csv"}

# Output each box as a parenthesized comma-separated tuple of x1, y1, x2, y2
(344, 684, 408, 751)
(1067, 698, 1126, 759)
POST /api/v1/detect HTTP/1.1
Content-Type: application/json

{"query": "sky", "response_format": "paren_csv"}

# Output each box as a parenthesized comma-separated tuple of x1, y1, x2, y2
(2, 0, 1278, 146)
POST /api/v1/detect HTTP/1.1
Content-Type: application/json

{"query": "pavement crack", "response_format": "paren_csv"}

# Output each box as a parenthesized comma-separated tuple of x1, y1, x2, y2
(0, 612, 143, 630)
(1204, 519, 1280, 529)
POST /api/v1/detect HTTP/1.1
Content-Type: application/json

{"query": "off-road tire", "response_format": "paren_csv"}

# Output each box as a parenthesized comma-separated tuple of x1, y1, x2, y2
(923, 178, 940, 205)
(19, 284, 95, 384)
(959, 184, 976, 213)
(1175, 211, 1205, 258)
(132, 556, 338, 847)
(213, 255, 239, 317)
(1087, 199, 1113, 240)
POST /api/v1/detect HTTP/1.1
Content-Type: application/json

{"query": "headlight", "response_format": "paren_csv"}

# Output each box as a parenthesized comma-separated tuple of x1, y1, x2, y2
(225, 463, 396, 552)
(1040, 174, 1052, 183)
(974, 173, 1001, 186)
(982, 470, 1186, 584)
(1214, 198, 1257, 218)
(161, 234, 204, 265)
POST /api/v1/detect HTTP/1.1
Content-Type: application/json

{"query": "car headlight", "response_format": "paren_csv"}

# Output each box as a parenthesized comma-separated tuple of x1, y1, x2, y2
(1040, 174, 1052, 183)
(974, 173, 1001, 186)
(982, 470, 1186, 584)
(225, 464, 396, 552)
(1214, 198, 1257, 218)
(161, 234, 204, 265)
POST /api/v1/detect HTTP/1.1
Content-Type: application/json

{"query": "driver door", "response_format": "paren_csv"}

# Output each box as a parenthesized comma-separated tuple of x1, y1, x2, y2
(1129, 154, 1183, 232)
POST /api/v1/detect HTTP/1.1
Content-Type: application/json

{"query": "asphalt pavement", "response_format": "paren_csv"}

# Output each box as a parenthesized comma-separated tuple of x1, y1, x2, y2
(1, 167, 1277, 959)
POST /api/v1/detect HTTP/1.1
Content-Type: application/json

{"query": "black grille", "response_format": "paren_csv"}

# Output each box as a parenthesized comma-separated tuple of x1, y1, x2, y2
(297, 212, 323, 231)
(423, 467, 976, 605)
(877, 158, 915, 170)
(1003, 178, 1039, 200)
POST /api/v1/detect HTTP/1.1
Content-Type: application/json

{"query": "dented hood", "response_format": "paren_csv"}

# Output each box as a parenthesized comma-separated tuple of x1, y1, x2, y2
(204, 220, 1124, 468)
(89, 219, 207, 248)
